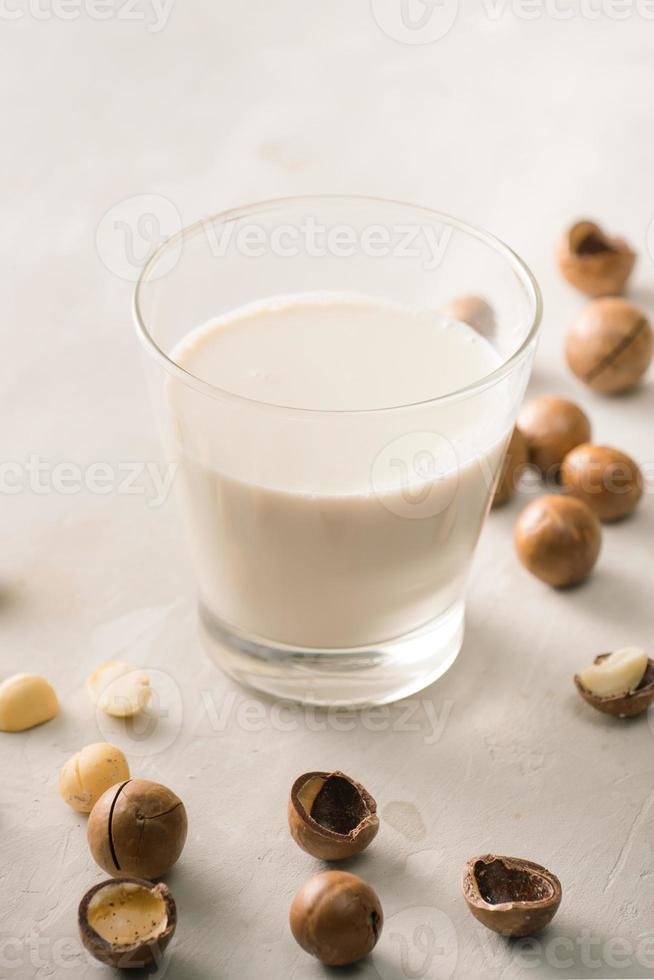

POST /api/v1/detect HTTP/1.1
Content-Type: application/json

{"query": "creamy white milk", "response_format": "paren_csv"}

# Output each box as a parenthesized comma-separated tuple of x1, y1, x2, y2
(168, 294, 508, 649)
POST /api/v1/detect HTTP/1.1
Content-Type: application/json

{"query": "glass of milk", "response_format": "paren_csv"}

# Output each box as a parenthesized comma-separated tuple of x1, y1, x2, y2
(134, 197, 541, 706)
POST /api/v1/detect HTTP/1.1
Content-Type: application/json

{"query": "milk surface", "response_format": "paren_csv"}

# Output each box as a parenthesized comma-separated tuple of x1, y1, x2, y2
(169, 294, 507, 648)
(175, 293, 500, 412)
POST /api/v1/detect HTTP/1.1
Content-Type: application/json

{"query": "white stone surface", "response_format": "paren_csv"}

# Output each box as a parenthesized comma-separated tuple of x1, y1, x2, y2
(2, 4, 654, 979)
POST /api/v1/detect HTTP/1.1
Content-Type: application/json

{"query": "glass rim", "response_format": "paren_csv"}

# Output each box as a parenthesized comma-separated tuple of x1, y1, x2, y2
(133, 194, 543, 416)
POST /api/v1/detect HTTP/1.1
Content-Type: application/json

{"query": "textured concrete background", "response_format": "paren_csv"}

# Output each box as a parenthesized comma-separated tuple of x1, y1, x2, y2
(1, 2, 654, 978)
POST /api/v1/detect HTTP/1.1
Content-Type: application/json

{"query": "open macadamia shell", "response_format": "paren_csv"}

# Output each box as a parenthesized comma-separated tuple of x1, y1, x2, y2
(79, 877, 176, 969)
(288, 771, 379, 860)
(462, 855, 562, 938)
(88, 778, 188, 879)
(574, 654, 654, 718)
(557, 220, 635, 297)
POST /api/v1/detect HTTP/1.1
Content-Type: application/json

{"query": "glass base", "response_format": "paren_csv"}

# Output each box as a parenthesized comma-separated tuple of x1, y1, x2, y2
(199, 601, 464, 707)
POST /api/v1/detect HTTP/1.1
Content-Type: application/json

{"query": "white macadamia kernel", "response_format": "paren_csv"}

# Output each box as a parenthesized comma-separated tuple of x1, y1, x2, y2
(0, 674, 59, 732)
(578, 647, 648, 698)
(59, 742, 130, 812)
(86, 661, 151, 718)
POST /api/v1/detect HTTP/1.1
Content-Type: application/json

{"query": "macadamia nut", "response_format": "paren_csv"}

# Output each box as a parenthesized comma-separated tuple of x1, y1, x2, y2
(88, 779, 188, 879)
(492, 427, 529, 507)
(514, 494, 601, 587)
(87, 661, 150, 718)
(518, 397, 591, 478)
(566, 298, 653, 394)
(560, 443, 643, 522)
(441, 294, 496, 339)
(0, 674, 59, 732)
(290, 871, 383, 966)
(59, 743, 131, 813)
(578, 647, 647, 698)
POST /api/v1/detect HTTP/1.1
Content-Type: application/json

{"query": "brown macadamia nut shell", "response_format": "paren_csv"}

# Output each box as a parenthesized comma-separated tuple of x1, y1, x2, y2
(557, 220, 635, 297)
(517, 397, 591, 478)
(492, 427, 529, 507)
(441, 294, 496, 339)
(288, 771, 379, 860)
(514, 494, 601, 588)
(87, 778, 187, 880)
(462, 855, 562, 938)
(290, 871, 383, 966)
(561, 443, 643, 522)
(79, 877, 176, 969)
(566, 298, 654, 394)
(574, 654, 654, 718)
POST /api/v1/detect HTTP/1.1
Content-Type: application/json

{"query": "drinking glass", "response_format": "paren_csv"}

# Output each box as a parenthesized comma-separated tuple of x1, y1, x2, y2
(134, 196, 541, 706)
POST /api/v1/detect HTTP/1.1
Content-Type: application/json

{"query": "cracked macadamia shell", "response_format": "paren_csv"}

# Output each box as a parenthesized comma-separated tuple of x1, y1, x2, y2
(517, 397, 591, 478)
(575, 654, 654, 718)
(290, 871, 383, 966)
(79, 877, 176, 969)
(462, 855, 562, 937)
(560, 443, 643, 522)
(87, 778, 187, 879)
(514, 494, 601, 588)
(288, 771, 379, 860)
(566, 298, 653, 394)
(557, 220, 635, 297)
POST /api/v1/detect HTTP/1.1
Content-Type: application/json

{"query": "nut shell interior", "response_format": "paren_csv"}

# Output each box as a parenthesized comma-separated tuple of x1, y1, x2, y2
(289, 771, 379, 860)
(574, 654, 654, 718)
(558, 220, 635, 297)
(79, 877, 176, 969)
(462, 855, 562, 938)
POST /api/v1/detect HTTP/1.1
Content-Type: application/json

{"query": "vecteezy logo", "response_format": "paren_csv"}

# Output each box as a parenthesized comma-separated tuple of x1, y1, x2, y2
(375, 906, 458, 980)
(370, 0, 458, 44)
(371, 431, 459, 520)
(95, 193, 182, 282)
